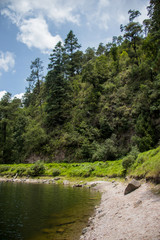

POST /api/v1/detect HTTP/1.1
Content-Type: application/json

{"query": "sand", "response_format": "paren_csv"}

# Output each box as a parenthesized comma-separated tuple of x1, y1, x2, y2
(80, 181, 160, 240)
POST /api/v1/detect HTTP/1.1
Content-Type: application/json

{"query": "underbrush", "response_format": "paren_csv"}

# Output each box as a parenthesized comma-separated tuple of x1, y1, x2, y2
(0, 146, 159, 182)
(128, 146, 160, 181)
(0, 160, 124, 178)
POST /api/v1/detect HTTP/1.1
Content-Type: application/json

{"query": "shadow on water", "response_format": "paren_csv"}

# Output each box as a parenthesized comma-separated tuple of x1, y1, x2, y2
(0, 182, 101, 240)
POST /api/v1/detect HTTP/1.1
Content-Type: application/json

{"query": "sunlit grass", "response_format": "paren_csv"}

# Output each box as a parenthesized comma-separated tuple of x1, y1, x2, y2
(128, 146, 160, 179)
(0, 160, 124, 179)
(1, 147, 160, 182)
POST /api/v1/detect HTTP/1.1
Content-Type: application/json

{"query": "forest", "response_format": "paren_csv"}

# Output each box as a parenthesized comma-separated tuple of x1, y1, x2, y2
(0, 0, 160, 166)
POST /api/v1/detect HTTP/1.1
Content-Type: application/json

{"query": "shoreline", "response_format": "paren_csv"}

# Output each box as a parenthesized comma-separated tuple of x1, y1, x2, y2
(80, 181, 160, 240)
(0, 176, 106, 187)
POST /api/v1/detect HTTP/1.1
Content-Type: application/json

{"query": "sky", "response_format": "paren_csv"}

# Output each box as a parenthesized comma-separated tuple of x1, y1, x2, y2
(0, 0, 149, 99)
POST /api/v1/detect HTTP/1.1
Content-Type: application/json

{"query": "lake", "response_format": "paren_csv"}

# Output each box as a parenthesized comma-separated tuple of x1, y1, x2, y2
(0, 181, 100, 240)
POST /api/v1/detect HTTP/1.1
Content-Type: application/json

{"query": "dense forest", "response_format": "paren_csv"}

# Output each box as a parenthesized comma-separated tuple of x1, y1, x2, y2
(0, 0, 160, 164)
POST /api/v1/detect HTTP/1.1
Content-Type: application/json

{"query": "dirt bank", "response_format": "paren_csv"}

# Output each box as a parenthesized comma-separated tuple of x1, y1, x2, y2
(80, 181, 160, 240)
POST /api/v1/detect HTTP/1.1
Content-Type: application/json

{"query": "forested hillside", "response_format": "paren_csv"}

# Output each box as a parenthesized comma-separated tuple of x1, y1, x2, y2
(0, 0, 160, 164)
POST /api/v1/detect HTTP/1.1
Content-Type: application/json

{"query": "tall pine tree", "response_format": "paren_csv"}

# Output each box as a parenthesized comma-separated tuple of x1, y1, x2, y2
(45, 41, 69, 130)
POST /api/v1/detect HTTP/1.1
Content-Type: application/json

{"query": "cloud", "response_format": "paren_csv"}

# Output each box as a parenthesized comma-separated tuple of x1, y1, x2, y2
(13, 92, 24, 99)
(117, 14, 127, 24)
(1, 0, 84, 53)
(137, 2, 150, 24)
(1, 0, 68, 53)
(1, 0, 81, 24)
(17, 16, 62, 53)
(0, 90, 7, 100)
(0, 51, 15, 75)
(1, 0, 150, 52)
(0, 91, 24, 100)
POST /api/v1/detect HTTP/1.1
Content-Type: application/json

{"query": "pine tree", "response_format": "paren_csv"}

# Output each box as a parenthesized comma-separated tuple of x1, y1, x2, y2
(64, 30, 82, 77)
(45, 41, 69, 129)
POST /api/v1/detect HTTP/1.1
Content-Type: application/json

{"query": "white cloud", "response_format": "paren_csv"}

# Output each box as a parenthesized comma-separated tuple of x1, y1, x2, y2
(0, 91, 24, 100)
(137, 2, 150, 24)
(13, 92, 24, 99)
(117, 14, 127, 24)
(17, 16, 62, 53)
(1, 0, 69, 53)
(0, 51, 15, 75)
(98, 0, 110, 8)
(0, 90, 7, 100)
(1, 0, 150, 52)
(85, 0, 110, 30)
(1, 0, 81, 24)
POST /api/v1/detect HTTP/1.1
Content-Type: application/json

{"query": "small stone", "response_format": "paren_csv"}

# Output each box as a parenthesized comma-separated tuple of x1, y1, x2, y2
(90, 183, 97, 187)
(73, 184, 83, 187)
(82, 228, 88, 235)
(63, 180, 70, 185)
(98, 209, 102, 214)
(134, 200, 142, 208)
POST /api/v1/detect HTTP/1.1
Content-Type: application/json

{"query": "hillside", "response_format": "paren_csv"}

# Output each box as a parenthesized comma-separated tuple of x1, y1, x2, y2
(0, 1, 160, 166)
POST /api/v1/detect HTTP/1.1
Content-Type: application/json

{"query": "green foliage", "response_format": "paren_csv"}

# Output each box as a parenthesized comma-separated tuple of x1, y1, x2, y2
(0, 161, 124, 179)
(27, 161, 45, 176)
(129, 146, 160, 179)
(23, 120, 47, 155)
(52, 168, 61, 177)
(122, 146, 140, 171)
(67, 166, 93, 178)
(0, 165, 10, 173)
(1, 9, 160, 166)
(93, 138, 117, 161)
(0, 93, 21, 163)
(122, 155, 135, 170)
(16, 167, 26, 176)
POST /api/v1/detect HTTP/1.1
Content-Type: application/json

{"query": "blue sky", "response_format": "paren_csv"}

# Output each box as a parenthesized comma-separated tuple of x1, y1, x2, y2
(0, 0, 149, 99)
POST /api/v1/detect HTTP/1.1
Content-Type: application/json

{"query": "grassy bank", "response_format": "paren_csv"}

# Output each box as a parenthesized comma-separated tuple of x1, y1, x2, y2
(0, 146, 160, 183)
(0, 160, 124, 179)
(128, 146, 160, 182)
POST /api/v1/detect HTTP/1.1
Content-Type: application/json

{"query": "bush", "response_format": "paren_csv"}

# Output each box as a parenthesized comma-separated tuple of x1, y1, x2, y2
(122, 146, 139, 170)
(27, 161, 45, 176)
(0, 165, 10, 173)
(122, 155, 135, 170)
(16, 167, 26, 176)
(52, 168, 61, 177)
(92, 138, 117, 161)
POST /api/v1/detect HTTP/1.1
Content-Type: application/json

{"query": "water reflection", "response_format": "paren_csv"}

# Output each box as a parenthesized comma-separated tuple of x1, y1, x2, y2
(0, 182, 100, 240)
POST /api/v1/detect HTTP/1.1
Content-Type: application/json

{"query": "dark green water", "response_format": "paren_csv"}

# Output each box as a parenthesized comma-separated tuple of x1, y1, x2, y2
(0, 182, 100, 240)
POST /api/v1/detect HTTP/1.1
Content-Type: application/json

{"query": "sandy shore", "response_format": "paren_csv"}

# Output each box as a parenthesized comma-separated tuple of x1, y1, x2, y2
(80, 181, 160, 240)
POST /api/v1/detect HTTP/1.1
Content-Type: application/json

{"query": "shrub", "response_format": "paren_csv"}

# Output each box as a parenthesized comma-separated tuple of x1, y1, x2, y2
(10, 167, 16, 172)
(52, 168, 61, 177)
(28, 161, 45, 176)
(16, 167, 26, 176)
(92, 138, 117, 161)
(122, 155, 135, 170)
(0, 165, 10, 173)
(122, 146, 139, 171)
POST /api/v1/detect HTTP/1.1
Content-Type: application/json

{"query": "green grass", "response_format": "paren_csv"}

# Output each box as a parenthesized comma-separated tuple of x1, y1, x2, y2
(0, 146, 160, 182)
(0, 160, 124, 179)
(128, 146, 160, 179)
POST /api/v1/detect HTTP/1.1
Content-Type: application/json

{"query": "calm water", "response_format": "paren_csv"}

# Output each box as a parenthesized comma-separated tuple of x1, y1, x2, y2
(0, 182, 100, 240)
